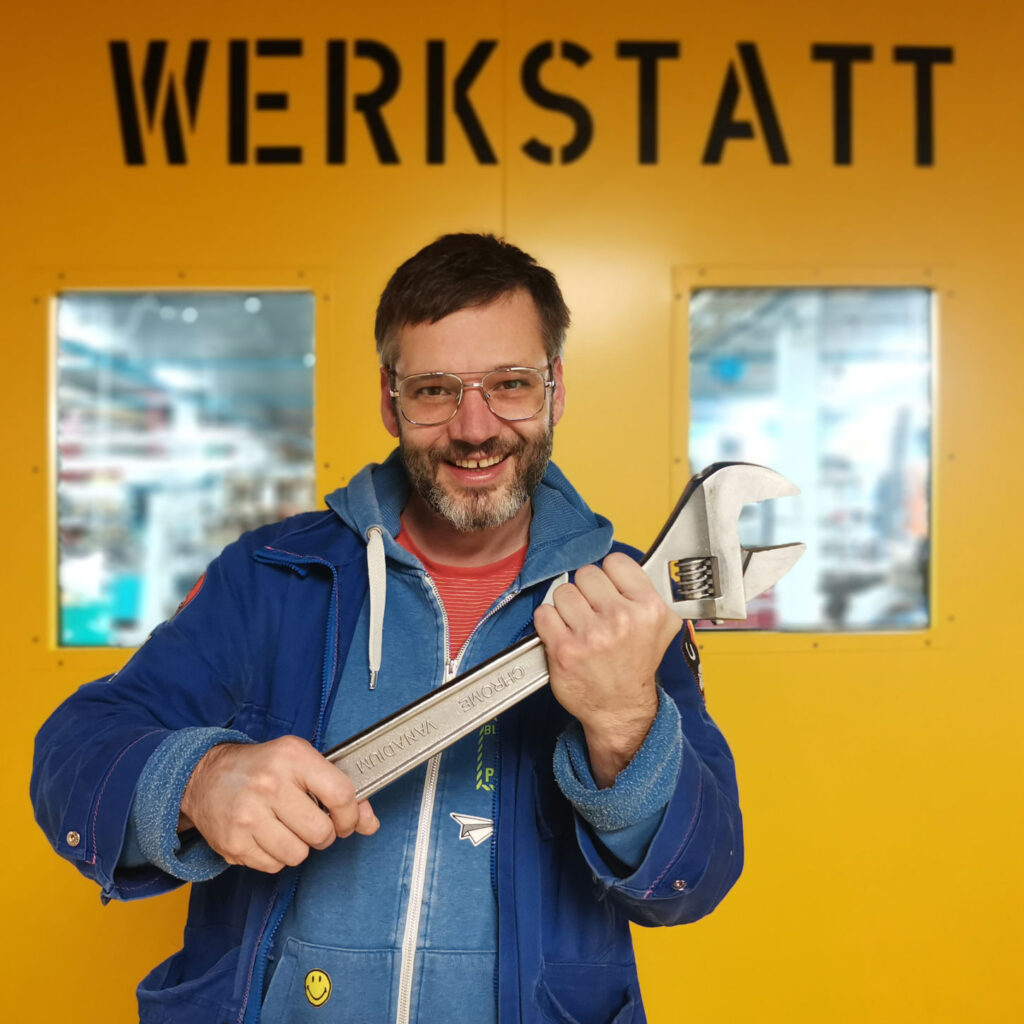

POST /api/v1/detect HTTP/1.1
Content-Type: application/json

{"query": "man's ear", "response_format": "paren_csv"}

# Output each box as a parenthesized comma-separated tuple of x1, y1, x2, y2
(380, 366, 400, 437)
(550, 357, 566, 426)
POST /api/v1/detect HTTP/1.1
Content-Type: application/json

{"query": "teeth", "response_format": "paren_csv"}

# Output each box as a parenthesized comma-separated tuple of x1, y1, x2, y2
(454, 455, 504, 470)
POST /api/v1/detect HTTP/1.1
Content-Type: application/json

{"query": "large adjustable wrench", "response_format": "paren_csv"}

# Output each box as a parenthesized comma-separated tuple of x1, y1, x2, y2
(326, 462, 804, 799)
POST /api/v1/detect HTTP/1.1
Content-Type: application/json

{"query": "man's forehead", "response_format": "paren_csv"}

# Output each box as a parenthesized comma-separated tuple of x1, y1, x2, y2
(391, 291, 546, 372)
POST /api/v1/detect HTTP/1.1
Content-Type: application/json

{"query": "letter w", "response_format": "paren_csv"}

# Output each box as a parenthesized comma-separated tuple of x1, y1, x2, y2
(109, 40, 209, 164)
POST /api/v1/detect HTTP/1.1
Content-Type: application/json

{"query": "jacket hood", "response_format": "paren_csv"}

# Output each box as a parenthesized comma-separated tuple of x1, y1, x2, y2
(324, 448, 615, 586)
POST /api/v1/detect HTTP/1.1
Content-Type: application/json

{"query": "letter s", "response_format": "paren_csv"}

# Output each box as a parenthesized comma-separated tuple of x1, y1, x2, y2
(521, 41, 593, 164)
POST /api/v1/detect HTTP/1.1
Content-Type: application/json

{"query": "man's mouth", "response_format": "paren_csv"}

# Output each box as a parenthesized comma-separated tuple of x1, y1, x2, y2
(451, 454, 506, 470)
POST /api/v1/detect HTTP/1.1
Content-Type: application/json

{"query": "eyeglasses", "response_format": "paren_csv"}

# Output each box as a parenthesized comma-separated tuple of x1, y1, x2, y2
(388, 366, 555, 426)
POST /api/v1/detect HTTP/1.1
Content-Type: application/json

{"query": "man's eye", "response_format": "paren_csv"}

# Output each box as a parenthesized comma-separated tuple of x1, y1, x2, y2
(491, 376, 530, 392)
(414, 385, 455, 399)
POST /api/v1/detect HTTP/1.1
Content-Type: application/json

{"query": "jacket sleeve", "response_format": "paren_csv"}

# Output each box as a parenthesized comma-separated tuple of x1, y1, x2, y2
(553, 686, 681, 867)
(566, 627, 743, 926)
(30, 531, 275, 903)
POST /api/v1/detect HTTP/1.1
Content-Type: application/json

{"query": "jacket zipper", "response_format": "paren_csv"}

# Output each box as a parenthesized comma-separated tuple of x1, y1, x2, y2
(394, 576, 520, 1024)
(394, 572, 453, 1024)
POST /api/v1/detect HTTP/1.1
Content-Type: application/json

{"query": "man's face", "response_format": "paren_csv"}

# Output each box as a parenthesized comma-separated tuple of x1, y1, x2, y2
(380, 289, 565, 533)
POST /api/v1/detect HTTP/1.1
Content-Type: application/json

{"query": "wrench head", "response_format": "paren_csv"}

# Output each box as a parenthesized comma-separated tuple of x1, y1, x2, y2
(644, 462, 804, 620)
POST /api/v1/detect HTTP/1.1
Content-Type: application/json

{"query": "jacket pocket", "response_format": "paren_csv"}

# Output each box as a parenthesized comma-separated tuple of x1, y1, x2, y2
(535, 962, 641, 1024)
(260, 937, 395, 1022)
(137, 941, 239, 1018)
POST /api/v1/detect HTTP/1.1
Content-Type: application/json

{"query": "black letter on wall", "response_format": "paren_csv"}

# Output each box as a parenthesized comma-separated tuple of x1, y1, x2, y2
(228, 40, 247, 163)
(228, 39, 303, 164)
(109, 40, 208, 165)
(253, 39, 303, 164)
(326, 41, 346, 163)
(521, 41, 593, 164)
(427, 40, 498, 164)
(812, 44, 873, 165)
(616, 41, 680, 164)
(703, 42, 789, 164)
(893, 46, 954, 166)
(353, 40, 401, 164)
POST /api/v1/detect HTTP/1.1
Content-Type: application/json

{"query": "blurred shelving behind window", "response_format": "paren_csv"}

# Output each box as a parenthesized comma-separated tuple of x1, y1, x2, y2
(689, 288, 931, 631)
(56, 291, 316, 647)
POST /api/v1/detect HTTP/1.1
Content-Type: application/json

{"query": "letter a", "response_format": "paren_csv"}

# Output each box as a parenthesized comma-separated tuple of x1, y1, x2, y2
(702, 42, 788, 164)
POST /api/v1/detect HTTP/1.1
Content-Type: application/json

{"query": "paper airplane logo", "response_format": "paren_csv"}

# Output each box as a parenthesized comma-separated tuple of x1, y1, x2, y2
(450, 812, 494, 846)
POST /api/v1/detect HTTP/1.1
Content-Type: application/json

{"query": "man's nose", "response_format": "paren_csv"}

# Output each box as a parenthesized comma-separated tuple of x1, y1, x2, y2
(448, 385, 502, 443)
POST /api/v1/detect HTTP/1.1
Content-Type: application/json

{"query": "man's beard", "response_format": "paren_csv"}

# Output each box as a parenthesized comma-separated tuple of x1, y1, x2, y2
(399, 422, 553, 533)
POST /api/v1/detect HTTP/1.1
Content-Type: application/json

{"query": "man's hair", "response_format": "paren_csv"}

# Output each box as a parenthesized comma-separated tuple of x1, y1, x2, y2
(374, 233, 570, 366)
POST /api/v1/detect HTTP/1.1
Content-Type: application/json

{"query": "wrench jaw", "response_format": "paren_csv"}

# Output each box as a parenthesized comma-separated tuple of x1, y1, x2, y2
(741, 543, 807, 604)
(644, 462, 804, 622)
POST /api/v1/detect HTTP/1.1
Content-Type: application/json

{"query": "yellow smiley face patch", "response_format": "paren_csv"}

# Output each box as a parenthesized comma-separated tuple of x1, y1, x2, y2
(304, 969, 332, 1007)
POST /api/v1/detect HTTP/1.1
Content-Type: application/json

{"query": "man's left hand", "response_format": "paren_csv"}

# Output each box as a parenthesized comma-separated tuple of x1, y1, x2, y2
(534, 552, 682, 788)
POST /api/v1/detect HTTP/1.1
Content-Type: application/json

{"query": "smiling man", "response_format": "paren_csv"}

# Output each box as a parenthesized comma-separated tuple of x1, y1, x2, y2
(383, 287, 560, 543)
(32, 233, 743, 1024)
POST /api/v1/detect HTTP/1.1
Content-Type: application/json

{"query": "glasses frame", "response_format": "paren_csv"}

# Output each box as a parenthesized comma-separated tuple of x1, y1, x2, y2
(388, 366, 555, 426)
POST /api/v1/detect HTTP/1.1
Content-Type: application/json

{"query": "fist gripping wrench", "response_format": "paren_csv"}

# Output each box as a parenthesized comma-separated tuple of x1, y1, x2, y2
(326, 462, 805, 799)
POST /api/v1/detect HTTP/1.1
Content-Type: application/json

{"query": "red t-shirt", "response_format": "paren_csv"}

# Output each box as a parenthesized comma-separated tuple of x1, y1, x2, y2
(397, 526, 527, 661)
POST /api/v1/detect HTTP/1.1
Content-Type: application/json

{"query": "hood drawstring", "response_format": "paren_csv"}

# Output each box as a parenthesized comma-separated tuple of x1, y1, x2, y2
(366, 526, 386, 690)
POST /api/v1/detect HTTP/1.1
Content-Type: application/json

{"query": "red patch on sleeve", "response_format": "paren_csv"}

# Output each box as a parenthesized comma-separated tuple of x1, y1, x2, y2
(173, 573, 206, 617)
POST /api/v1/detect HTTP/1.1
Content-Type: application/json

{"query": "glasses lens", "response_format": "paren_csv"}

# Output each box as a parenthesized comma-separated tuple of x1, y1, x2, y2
(398, 373, 462, 425)
(482, 369, 547, 420)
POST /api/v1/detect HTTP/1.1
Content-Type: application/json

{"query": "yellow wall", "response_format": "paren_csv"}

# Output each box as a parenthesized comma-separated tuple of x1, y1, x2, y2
(2, 0, 1022, 1019)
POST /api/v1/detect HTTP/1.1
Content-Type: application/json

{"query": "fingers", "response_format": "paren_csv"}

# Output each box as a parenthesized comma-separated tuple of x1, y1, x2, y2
(226, 818, 317, 873)
(600, 550, 662, 600)
(532, 554, 680, 747)
(183, 735, 378, 874)
(299, 755, 379, 839)
(354, 799, 380, 836)
(539, 554, 675, 636)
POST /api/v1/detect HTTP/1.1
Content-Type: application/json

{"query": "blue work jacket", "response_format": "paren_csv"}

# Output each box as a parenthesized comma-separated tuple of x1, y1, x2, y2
(31, 459, 743, 1023)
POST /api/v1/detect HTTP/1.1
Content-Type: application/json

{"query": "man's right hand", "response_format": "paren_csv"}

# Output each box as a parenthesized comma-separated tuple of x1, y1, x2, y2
(179, 735, 379, 873)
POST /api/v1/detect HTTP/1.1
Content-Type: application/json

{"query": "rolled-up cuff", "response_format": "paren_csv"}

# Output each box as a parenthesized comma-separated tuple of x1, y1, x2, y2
(553, 686, 682, 832)
(128, 727, 255, 882)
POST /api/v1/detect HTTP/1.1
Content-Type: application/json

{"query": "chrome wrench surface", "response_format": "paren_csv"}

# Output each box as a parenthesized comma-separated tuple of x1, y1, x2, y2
(328, 637, 550, 799)
(326, 461, 804, 800)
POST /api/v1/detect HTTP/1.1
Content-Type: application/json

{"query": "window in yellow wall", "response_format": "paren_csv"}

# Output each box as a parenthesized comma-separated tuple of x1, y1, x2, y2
(689, 288, 930, 631)
(56, 291, 316, 647)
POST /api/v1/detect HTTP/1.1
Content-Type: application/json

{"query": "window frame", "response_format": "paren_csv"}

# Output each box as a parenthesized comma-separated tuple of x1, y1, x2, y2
(671, 263, 946, 654)
(39, 266, 333, 666)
